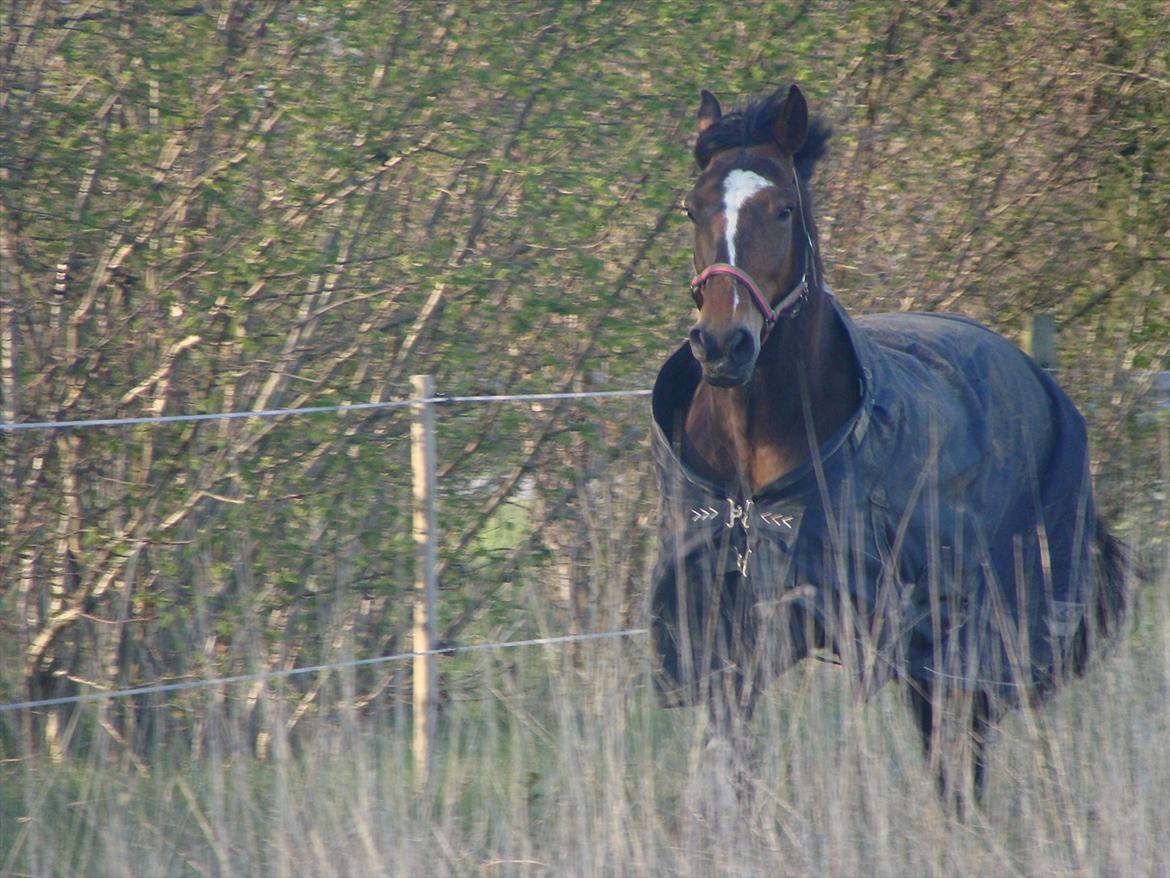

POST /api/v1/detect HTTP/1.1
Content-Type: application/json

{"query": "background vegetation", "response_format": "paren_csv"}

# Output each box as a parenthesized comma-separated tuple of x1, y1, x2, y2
(1, 1, 1167, 874)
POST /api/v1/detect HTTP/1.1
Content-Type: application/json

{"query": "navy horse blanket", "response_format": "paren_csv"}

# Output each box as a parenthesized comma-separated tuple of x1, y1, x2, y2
(650, 298, 1098, 708)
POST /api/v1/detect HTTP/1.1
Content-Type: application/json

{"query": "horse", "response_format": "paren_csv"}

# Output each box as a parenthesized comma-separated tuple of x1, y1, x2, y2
(649, 83, 1128, 808)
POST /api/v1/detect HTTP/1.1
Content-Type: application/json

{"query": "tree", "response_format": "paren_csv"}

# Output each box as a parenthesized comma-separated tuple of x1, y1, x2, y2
(1, 0, 1164, 757)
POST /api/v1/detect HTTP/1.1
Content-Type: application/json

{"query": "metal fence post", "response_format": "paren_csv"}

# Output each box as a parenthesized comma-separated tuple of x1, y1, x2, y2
(410, 374, 437, 783)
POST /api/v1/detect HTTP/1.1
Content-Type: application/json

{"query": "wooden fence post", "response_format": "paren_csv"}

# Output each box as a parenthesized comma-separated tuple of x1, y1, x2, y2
(410, 374, 438, 783)
(1025, 314, 1057, 370)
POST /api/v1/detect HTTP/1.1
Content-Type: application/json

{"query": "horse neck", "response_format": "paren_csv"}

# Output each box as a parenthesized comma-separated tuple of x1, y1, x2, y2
(759, 289, 856, 444)
(686, 289, 858, 493)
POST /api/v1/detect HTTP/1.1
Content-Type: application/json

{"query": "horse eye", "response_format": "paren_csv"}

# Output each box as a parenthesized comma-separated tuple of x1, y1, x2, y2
(777, 206, 793, 222)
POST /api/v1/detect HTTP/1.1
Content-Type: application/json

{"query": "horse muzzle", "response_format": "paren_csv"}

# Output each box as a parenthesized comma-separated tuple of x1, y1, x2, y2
(688, 324, 759, 386)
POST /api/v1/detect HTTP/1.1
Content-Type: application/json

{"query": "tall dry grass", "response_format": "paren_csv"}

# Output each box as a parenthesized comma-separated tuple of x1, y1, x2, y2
(3, 410, 1168, 877)
(2, 542, 1166, 877)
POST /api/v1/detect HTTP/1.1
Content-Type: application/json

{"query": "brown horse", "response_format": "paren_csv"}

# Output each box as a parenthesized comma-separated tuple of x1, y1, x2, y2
(649, 83, 1128, 807)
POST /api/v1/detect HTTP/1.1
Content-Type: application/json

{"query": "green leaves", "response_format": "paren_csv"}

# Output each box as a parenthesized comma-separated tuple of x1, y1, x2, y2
(2, 0, 1163, 752)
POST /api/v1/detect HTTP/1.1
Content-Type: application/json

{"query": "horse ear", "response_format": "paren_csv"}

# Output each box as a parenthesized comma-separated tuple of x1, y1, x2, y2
(773, 84, 808, 154)
(697, 89, 722, 135)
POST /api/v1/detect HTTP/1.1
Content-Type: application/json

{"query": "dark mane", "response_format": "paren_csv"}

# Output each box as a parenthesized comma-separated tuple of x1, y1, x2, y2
(694, 90, 832, 180)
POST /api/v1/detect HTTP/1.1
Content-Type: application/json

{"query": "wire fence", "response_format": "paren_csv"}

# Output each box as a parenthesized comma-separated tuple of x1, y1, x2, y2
(0, 629, 649, 714)
(0, 388, 652, 433)
(0, 384, 656, 718)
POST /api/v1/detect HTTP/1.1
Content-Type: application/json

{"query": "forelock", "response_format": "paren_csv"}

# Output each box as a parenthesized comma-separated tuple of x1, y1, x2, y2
(693, 91, 833, 182)
(693, 92, 785, 170)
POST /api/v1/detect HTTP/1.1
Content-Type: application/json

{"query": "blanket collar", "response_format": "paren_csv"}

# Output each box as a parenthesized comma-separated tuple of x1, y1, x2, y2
(651, 293, 877, 501)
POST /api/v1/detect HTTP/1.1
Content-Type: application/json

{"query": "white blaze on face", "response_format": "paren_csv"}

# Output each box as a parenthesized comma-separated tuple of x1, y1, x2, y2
(722, 169, 773, 274)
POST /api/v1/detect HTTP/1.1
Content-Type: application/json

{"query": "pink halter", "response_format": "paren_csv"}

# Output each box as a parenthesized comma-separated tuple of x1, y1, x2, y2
(689, 262, 807, 343)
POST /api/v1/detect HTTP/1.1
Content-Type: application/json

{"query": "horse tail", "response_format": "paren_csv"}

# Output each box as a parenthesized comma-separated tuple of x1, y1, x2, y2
(1070, 519, 1131, 677)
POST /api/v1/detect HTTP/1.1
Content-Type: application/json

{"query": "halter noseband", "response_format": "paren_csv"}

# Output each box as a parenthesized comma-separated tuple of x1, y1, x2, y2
(690, 259, 808, 344)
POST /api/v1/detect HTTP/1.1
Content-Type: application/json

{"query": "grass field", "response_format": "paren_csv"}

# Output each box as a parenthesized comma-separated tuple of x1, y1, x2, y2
(3, 418, 1167, 877)
(2, 554, 1166, 878)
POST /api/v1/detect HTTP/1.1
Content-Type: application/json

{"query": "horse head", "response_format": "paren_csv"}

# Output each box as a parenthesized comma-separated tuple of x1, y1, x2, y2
(683, 84, 821, 387)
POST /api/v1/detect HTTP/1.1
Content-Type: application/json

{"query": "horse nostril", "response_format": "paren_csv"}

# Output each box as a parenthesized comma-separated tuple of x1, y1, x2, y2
(688, 326, 714, 361)
(727, 328, 757, 367)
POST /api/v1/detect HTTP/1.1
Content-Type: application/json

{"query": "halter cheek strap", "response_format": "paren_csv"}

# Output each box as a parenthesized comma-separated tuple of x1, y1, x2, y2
(690, 263, 808, 343)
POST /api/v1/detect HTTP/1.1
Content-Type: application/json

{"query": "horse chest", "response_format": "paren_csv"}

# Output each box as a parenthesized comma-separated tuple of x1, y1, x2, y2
(682, 392, 806, 492)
